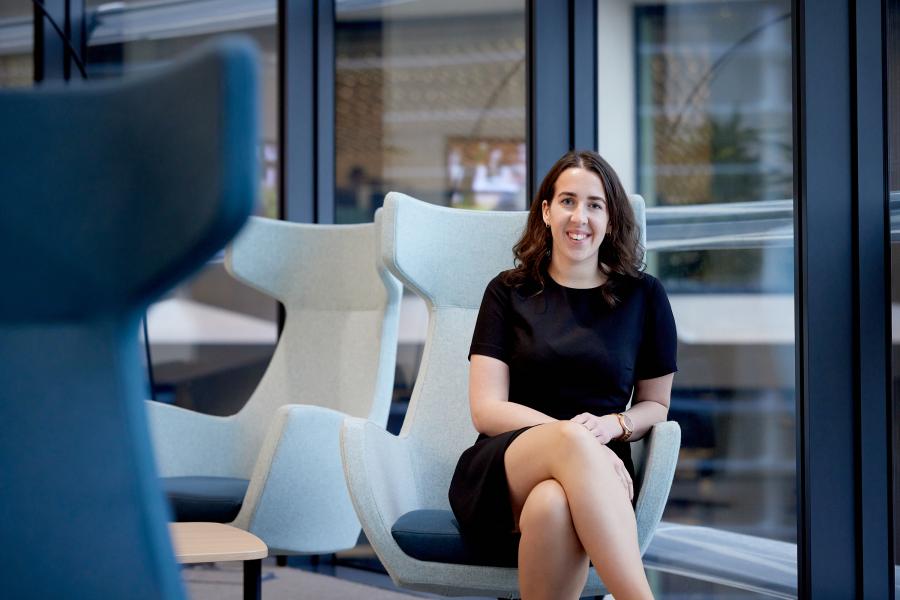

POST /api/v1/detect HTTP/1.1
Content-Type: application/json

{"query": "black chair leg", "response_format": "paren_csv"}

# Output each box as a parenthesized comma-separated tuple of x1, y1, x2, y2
(275, 555, 287, 567)
(243, 559, 262, 600)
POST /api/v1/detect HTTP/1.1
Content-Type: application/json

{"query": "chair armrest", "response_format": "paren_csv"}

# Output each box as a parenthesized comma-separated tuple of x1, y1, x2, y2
(233, 404, 361, 554)
(144, 400, 237, 477)
(634, 420, 682, 555)
(341, 417, 420, 567)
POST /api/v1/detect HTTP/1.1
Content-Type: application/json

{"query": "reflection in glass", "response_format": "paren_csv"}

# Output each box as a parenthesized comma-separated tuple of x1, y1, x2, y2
(81, 0, 280, 415)
(0, 6, 34, 88)
(334, 0, 527, 223)
(636, 2, 793, 294)
(599, 0, 796, 595)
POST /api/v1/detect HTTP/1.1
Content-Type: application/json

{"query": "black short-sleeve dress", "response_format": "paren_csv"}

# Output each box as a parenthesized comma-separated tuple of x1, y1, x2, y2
(448, 270, 677, 545)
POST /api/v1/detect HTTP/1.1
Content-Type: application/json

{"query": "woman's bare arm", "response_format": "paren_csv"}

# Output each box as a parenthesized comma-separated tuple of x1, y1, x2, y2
(469, 354, 557, 436)
(624, 372, 674, 441)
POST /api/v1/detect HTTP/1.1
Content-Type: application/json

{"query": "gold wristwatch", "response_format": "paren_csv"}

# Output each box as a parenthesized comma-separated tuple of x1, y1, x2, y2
(615, 412, 634, 441)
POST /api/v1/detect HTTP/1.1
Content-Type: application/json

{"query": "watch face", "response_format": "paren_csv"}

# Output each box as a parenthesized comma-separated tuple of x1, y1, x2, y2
(618, 413, 633, 437)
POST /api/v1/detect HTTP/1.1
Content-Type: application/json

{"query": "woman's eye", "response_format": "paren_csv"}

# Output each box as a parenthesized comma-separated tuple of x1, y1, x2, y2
(560, 197, 574, 206)
(590, 203, 604, 210)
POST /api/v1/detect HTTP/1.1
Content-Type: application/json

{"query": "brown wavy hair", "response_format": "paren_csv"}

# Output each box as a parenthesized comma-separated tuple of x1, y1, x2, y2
(501, 150, 644, 307)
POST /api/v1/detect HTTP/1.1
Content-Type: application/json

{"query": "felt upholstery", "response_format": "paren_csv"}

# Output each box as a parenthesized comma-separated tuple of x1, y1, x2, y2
(391, 509, 518, 568)
(0, 38, 257, 599)
(342, 192, 680, 598)
(163, 477, 250, 523)
(147, 214, 402, 555)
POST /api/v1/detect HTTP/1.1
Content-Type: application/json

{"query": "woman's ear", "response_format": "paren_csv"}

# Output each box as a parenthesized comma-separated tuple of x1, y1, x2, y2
(541, 199, 550, 224)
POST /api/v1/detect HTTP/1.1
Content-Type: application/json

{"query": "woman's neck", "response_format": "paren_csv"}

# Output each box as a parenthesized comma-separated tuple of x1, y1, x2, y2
(547, 259, 607, 289)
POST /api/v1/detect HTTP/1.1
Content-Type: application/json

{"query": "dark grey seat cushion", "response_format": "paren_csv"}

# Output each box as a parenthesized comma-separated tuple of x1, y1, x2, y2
(162, 476, 249, 523)
(391, 509, 519, 567)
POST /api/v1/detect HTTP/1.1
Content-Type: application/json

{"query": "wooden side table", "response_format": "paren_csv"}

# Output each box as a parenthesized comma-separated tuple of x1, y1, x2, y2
(169, 522, 268, 600)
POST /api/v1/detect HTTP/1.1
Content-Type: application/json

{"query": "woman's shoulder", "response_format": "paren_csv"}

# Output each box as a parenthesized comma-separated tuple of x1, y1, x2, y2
(486, 270, 514, 290)
(615, 271, 668, 301)
(494, 268, 546, 297)
(634, 271, 662, 289)
(478, 270, 516, 302)
(490, 269, 530, 289)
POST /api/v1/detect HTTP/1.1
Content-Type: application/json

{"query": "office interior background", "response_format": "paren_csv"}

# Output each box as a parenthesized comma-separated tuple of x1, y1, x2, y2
(2, 0, 895, 597)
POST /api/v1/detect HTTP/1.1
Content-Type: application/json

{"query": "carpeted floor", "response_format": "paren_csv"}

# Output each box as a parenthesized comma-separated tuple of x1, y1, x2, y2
(181, 561, 421, 600)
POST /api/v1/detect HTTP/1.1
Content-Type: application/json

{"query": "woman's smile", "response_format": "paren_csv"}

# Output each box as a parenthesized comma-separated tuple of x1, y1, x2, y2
(565, 230, 591, 242)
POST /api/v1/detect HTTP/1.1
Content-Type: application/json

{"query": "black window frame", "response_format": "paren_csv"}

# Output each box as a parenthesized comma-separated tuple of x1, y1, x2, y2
(794, 0, 893, 596)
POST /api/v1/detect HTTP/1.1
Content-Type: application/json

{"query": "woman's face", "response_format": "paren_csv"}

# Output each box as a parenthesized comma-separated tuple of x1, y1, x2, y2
(541, 167, 609, 270)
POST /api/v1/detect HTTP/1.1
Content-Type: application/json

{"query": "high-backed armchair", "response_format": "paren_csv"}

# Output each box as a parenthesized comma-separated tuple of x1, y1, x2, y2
(146, 215, 402, 555)
(341, 192, 681, 598)
(0, 38, 258, 598)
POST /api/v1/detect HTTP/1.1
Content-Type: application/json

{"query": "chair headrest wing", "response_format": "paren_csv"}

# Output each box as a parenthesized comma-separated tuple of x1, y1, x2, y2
(226, 216, 397, 310)
(380, 192, 526, 309)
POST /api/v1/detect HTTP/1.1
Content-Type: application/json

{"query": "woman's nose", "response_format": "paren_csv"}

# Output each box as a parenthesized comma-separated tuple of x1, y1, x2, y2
(571, 204, 587, 224)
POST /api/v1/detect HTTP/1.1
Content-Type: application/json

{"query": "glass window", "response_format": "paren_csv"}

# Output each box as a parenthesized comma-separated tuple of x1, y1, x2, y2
(0, 5, 34, 88)
(84, 0, 279, 415)
(334, 0, 527, 224)
(598, 0, 795, 595)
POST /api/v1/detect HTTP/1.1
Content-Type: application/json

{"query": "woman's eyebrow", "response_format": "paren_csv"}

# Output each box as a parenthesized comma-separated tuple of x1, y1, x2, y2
(558, 190, 606, 202)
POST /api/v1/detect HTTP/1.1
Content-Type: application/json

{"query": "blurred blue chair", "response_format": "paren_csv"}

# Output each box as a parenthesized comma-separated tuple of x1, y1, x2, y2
(0, 39, 258, 598)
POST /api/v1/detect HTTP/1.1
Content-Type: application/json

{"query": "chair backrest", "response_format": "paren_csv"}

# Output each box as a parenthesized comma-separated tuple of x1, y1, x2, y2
(0, 39, 258, 598)
(380, 192, 646, 509)
(224, 214, 402, 474)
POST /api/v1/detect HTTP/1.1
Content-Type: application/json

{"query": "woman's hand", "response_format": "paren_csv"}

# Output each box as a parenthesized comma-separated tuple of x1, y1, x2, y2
(570, 412, 623, 445)
(599, 444, 633, 501)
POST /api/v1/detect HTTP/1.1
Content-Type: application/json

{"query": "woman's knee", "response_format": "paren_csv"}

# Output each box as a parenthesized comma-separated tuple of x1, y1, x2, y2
(548, 421, 620, 473)
(553, 421, 607, 456)
(551, 420, 595, 447)
(519, 479, 573, 531)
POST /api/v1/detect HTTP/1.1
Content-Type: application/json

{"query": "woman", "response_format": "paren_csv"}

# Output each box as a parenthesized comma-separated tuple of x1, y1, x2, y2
(449, 150, 677, 600)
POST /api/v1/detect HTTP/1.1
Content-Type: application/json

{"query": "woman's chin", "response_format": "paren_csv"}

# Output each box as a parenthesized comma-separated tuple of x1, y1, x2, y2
(554, 248, 600, 267)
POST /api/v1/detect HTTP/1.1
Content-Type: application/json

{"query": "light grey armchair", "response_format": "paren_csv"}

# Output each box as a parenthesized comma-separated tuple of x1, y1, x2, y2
(341, 192, 681, 598)
(147, 215, 402, 555)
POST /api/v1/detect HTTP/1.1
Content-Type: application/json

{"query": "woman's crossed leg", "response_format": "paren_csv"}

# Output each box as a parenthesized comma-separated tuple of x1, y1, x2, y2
(505, 421, 653, 600)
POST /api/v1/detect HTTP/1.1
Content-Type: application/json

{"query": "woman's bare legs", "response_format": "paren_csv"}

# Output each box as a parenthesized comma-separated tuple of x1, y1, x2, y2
(506, 421, 653, 600)
(517, 479, 590, 599)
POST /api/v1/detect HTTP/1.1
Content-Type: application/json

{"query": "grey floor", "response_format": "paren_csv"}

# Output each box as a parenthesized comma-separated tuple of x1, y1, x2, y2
(180, 554, 488, 600)
(182, 559, 416, 599)
(180, 547, 769, 600)
(283, 551, 491, 600)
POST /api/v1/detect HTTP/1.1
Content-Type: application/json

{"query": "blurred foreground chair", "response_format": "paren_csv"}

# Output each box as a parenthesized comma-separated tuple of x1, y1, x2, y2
(146, 215, 402, 555)
(342, 192, 681, 598)
(0, 39, 258, 598)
